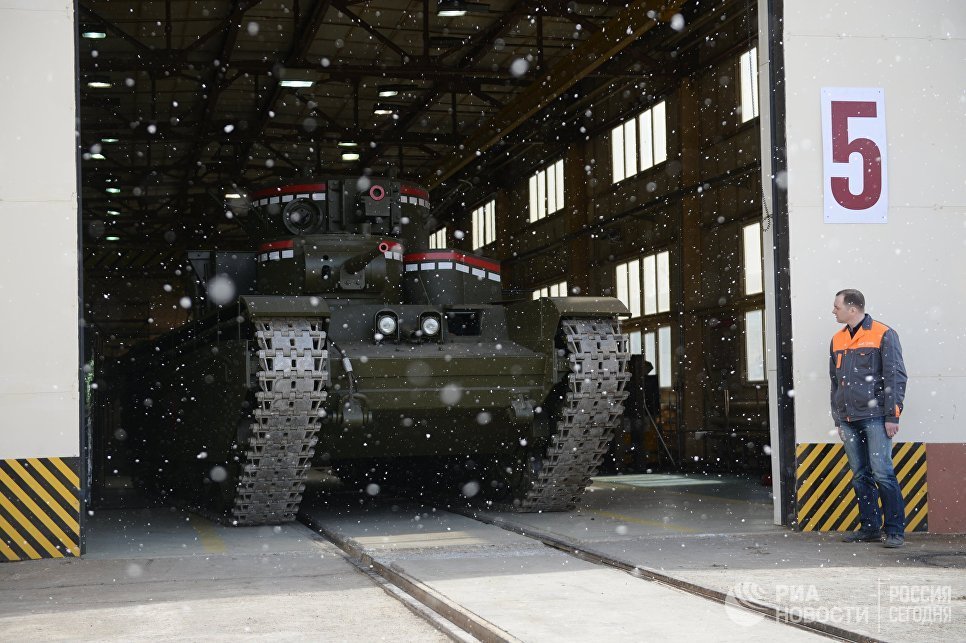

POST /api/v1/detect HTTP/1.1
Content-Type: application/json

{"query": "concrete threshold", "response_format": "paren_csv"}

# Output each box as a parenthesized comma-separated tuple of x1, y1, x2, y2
(299, 500, 828, 642)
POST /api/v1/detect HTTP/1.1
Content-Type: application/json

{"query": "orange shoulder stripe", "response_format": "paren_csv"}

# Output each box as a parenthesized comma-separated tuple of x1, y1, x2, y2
(831, 320, 888, 351)
(831, 328, 852, 352)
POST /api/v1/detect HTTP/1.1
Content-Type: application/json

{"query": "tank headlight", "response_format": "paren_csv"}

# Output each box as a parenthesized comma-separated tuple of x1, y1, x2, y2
(421, 316, 441, 336)
(376, 314, 397, 336)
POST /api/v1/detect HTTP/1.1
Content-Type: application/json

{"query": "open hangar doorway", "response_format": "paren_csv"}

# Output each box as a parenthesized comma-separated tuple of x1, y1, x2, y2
(78, 0, 783, 552)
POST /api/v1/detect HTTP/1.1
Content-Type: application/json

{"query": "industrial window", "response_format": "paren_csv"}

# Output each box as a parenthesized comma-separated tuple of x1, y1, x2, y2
(472, 200, 496, 250)
(739, 47, 759, 123)
(528, 159, 565, 222)
(429, 226, 447, 250)
(615, 250, 670, 319)
(628, 330, 642, 355)
(532, 280, 568, 300)
(611, 100, 667, 183)
(642, 326, 673, 389)
(744, 309, 765, 382)
(742, 221, 763, 295)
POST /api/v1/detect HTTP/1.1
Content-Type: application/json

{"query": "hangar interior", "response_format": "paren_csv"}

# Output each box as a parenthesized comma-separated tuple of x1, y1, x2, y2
(79, 0, 773, 524)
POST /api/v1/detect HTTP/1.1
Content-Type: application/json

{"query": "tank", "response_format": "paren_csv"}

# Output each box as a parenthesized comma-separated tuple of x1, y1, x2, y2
(122, 177, 631, 525)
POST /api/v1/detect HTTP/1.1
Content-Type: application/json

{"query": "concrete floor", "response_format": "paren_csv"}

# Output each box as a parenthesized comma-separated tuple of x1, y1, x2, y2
(502, 474, 966, 641)
(1, 473, 962, 641)
(0, 507, 449, 642)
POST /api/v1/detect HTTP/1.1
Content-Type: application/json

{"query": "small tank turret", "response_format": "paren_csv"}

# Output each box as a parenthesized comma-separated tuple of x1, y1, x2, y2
(343, 242, 391, 275)
(124, 176, 630, 525)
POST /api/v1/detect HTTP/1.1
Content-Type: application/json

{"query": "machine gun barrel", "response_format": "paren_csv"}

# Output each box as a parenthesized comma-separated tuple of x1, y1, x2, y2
(343, 241, 392, 274)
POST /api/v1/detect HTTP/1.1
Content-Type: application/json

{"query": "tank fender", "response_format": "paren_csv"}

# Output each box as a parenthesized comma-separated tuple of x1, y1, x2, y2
(545, 296, 630, 318)
(240, 295, 331, 318)
(506, 297, 629, 399)
(505, 296, 629, 354)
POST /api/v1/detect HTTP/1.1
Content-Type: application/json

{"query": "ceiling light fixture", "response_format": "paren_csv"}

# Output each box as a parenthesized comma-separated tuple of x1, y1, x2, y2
(436, 1, 488, 17)
(224, 193, 242, 199)
(87, 79, 112, 89)
(81, 31, 107, 39)
(107, 210, 121, 216)
(341, 152, 361, 161)
(377, 84, 408, 98)
(105, 187, 120, 194)
(373, 103, 399, 116)
(101, 138, 119, 143)
(337, 141, 358, 148)
(105, 236, 120, 242)
(279, 79, 314, 88)
(89, 153, 106, 160)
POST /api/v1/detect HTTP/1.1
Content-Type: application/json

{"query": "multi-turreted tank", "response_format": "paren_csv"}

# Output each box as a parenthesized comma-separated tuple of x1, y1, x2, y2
(123, 177, 631, 525)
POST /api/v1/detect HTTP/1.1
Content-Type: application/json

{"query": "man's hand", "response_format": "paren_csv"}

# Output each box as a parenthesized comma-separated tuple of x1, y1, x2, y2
(885, 422, 900, 438)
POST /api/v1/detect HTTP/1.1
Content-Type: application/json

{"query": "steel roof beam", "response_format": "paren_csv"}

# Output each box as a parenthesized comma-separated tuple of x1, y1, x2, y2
(427, 0, 685, 188)
(78, 3, 154, 57)
(177, 1, 260, 213)
(357, 0, 531, 167)
(235, 0, 332, 174)
(79, 57, 537, 84)
(332, 1, 412, 63)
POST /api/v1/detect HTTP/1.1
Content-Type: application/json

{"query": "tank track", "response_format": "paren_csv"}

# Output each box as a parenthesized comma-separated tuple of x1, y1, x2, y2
(230, 318, 328, 525)
(517, 318, 631, 511)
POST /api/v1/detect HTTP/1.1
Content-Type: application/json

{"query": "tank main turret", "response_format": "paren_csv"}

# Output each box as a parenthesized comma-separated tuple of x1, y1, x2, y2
(230, 178, 424, 301)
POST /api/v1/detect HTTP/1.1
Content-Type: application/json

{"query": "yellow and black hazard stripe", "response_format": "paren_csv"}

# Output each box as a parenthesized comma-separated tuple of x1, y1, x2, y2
(0, 457, 80, 562)
(795, 442, 927, 532)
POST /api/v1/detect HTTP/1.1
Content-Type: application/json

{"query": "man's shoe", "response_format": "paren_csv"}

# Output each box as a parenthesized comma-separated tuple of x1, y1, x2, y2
(842, 530, 882, 543)
(883, 534, 905, 548)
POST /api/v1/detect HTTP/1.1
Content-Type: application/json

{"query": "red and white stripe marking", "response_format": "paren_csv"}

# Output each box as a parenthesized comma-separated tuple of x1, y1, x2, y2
(257, 240, 405, 264)
(250, 183, 327, 208)
(400, 184, 431, 209)
(403, 251, 501, 282)
(382, 241, 404, 262)
(257, 239, 295, 263)
(248, 183, 430, 210)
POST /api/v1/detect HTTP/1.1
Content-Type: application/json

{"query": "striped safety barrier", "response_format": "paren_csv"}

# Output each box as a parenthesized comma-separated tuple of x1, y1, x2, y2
(795, 442, 927, 532)
(0, 457, 81, 562)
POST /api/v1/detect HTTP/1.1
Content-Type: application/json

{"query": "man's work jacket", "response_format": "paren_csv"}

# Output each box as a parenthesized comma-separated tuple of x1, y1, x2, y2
(829, 314, 907, 426)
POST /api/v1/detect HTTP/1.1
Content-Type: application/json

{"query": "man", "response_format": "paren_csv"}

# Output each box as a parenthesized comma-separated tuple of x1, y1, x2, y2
(830, 289, 908, 548)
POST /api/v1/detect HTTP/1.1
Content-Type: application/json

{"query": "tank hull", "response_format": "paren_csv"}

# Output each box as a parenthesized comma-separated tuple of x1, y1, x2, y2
(122, 176, 631, 524)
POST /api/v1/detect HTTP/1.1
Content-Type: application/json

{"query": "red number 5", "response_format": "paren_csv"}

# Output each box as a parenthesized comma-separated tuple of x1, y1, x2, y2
(830, 101, 882, 210)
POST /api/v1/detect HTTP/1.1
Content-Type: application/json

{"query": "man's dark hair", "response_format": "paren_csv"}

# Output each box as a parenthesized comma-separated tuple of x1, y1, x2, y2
(836, 288, 865, 311)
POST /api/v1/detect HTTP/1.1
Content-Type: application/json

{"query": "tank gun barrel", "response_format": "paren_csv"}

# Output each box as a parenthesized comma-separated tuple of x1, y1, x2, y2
(343, 241, 393, 274)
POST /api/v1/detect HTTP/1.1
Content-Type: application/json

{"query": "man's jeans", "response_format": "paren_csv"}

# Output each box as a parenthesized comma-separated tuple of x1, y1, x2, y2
(840, 417, 906, 535)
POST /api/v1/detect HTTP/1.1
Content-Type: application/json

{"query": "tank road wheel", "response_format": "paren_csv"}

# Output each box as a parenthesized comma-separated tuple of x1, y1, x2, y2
(228, 317, 328, 525)
(511, 317, 631, 512)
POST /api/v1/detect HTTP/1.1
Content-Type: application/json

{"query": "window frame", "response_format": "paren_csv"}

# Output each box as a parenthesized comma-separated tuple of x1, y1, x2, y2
(610, 100, 668, 184)
(632, 324, 673, 390)
(739, 46, 760, 123)
(532, 280, 568, 300)
(429, 226, 447, 250)
(528, 159, 565, 223)
(472, 199, 496, 250)
(742, 220, 764, 296)
(743, 308, 766, 383)
(615, 249, 671, 320)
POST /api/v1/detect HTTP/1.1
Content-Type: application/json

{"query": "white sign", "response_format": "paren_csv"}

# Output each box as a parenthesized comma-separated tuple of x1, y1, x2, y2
(821, 88, 888, 223)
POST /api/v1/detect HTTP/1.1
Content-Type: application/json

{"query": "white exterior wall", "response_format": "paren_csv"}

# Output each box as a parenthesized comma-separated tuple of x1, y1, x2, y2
(778, 1, 965, 445)
(0, 0, 79, 458)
